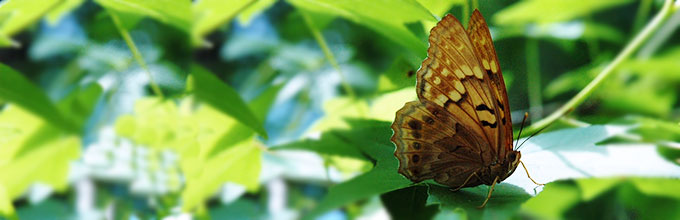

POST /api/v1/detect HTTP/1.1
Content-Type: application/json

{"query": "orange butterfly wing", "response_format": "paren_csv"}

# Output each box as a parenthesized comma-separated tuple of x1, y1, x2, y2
(467, 9, 514, 158)
(391, 11, 515, 188)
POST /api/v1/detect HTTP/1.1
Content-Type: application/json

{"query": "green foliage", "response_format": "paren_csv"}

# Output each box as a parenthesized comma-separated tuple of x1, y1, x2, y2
(94, 0, 191, 32)
(189, 64, 268, 139)
(2, 0, 680, 219)
(287, 0, 435, 55)
(0, 83, 101, 217)
(0, 64, 85, 133)
(493, 0, 633, 25)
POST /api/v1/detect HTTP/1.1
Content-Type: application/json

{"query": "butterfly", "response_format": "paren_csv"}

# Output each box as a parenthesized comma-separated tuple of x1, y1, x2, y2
(390, 9, 541, 208)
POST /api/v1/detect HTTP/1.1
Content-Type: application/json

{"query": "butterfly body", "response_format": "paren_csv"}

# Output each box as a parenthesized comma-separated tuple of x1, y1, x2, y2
(391, 10, 522, 201)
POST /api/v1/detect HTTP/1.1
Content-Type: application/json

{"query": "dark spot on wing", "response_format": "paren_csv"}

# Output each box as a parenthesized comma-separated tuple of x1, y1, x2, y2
(413, 142, 421, 150)
(412, 154, 420, 163)
(482, 120, 498, 128)
(475, 104, 495, 114)
(408, 120, 421, 130)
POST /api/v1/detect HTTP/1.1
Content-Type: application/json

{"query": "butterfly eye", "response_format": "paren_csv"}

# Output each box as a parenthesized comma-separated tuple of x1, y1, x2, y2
(508, 152, 517, 162)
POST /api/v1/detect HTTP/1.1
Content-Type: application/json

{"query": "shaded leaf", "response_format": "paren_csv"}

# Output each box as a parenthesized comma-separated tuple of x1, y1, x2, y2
(380, 185, 438, 220)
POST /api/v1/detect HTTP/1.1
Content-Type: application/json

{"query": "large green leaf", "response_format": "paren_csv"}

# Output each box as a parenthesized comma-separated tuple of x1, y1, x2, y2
(504, 125, 680, 193)
(188, 64, 268, 139)
(94, 0, 191, 32)
(0, 63, 78, 133)
(286, 0, 435, 55)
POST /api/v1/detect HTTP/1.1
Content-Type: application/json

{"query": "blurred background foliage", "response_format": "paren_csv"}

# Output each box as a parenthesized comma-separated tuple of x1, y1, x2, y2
(1, 0, 680, 219)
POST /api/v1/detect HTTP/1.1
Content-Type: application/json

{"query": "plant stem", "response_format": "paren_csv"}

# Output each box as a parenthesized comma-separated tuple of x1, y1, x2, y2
(108, 10, 164, 98)
(521, 0, 676, 136)
(301, 11, 358, 101)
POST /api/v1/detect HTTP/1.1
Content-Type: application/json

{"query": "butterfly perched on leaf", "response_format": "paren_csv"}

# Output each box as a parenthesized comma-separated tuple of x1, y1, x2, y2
(390, 9, 540, 208)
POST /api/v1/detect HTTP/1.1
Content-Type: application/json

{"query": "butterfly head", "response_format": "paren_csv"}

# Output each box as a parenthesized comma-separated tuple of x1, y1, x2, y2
(504, 150, 522, 177)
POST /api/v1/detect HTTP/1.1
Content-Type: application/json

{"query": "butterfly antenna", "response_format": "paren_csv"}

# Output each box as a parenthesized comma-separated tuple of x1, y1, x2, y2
(514, 112, 529, 150)
(517, 123, 551, 150)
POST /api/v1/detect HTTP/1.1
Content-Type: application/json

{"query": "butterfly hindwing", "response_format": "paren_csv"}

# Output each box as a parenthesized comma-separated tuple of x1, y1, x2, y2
(391, 100, 488, 187)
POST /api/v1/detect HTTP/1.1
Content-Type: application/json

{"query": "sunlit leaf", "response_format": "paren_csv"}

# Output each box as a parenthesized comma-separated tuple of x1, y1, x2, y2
(504, 125, 680, 194)
(286, 0, 435, 55)
(237, 0, 277, 25)
(45, 0, 86, 25)
(0, 0, 61, 47)
(0, 185, 14, 217)
(181, 139, 262, 212)
(376, 57, 417, 94)
(494, 0, 633, 25)
(94, 0, 191, 32)
(192, 0, 254, 46)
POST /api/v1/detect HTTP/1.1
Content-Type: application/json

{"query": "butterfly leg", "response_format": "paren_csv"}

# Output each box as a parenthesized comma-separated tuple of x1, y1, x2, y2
(477, 176, 500, 208)
(451, 171, 480, 192)
(520, 160, 545, 186)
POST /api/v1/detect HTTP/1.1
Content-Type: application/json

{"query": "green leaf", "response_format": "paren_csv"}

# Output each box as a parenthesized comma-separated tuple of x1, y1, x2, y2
(493, 0, 633, 25)
(206, 84, 282, 157)
(286, 0, 435, 55)
(416, 0, 462, 18)
(0, 84, 99, 202)
(0, 185, 15, 218)
(376, 57, 417, 94)
(520, 180, 581, 219)
(56, 83, 103, 130)
(504, 125, 680, 193)
(427, 183, 531, 220)
(192, 0, 255, 46)
(298, 119, 412, 218)
(380, 185, 438, 220)
(94, 0, 191, 32)
(0, 0, 61, 47)
(189, 64, 268, 139)
(237, 0, 277, 25)
(0, 63, 78, 133)
(181, 139, 262, 212)
(45, 0, 86, 25)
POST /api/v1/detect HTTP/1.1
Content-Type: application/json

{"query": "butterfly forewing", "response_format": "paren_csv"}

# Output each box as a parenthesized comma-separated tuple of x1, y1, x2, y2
(467, 10, 514, 157)
(415, 14, 501, 161)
